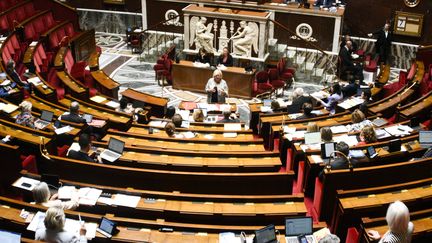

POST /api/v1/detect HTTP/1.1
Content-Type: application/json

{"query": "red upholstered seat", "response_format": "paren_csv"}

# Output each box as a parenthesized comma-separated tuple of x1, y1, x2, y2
(346, 227, 360, 243)
(382, 71, 407, 98)
(311, 177, 324, 221)
(253, 71, 272, 96)
(47, 68, 65, 99)
(268, 68, 285, 89)
(364, 55, 379, 73)
(21, 155, 38, 174)
(295, 161, 305, 194)
(57, 145, 70, 157)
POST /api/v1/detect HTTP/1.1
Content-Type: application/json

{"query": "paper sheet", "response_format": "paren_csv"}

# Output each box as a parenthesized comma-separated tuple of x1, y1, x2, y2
(183, 131, 196, 139)
(224, 123, 242, 131)
(12, 177, 40, 191)
(223, 132, 237, 138)
(149, 120, 167, 128)
(105, 100, 120, 108)
(330, 125, 349, 134)
(334, 135, 358, 147)
(58, 186, 77, 200)
(113, 194, 141, 208)
(178, 110, 190, 121)
(78, 187, 102, 206)
(1, 103, 18, 113)
(54, 125, 73, 135)
(89, 95, 107, 103)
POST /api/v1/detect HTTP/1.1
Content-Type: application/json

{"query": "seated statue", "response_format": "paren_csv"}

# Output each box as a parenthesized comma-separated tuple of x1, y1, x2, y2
(194, 17, 214, 53)
(230, 21, 258, 57)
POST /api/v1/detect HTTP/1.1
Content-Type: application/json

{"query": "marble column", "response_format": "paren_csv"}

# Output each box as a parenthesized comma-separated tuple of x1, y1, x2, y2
(142, 0, 147, 29)
(258, 21, 266, 59)
(183, 14, 190, 50)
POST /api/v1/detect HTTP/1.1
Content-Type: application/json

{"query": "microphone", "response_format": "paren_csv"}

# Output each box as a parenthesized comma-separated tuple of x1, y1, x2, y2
(39, 137, 51, 160)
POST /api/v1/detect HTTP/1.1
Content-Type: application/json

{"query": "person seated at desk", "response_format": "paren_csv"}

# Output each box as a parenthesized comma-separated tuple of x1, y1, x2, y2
(60, 101, 86, 124)
(367, 201, 413, 243)
(205, 69, 228, 104)
(16, 101, 35, 128)
(6, 59, 32, 92)
(217, 110, 240, 123)
(217, 47, 233, 67)
(116, 97, 134, 114)
(316, 83, 343, 114)
(358, 89, 372, 115)
(339, 41, 364, 81)
(342, 79, 359, 98)
(339, 35, 358, 53)
(327, 141, 351, 170)
(0, 78, 18, 98)
(171, 114, 183, 128)
(320, 127, 333, 143)
(297, 102, 316, 120)
(307, 122, 319, 133)
(346, 109, 373, 132)
(192, 109, 205, 122)
(195, 47, 211, 65)
(357, 125, 377, 146)
(314, 0, 335, 7)
(165, 106, 176, 119)
(35, 207, 87, 243)
(32, 182, 79, 210)
(290, 88, 313, 113)
(165, 121, 183, 138)
(67, 134, 101, 163)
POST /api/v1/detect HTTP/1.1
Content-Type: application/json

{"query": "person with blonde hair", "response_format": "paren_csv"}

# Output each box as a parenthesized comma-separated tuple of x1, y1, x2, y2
(368, 201, 413, 243)
(306, 122, 319, 133)
(357, 125, 377, 145)
(35, 207, 87, 242)
(192, 109, 205, 122)
(32, 182, 79, 210)
(16, 100, 34, 128)
(205, 69, 228, 103)
(346, 109, 373, 132)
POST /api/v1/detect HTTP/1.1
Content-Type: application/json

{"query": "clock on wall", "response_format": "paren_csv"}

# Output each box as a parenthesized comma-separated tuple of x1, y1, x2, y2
(404, 0, 421, 7)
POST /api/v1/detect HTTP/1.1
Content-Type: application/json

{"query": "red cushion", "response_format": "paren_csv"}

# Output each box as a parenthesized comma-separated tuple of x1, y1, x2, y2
(407, 63, 417, 80)
(255, 71, 269, 83)
(258, 82, 272, 91)
(346, 227, 360, 243)
(312, 177, 324, 221)
(271, 80, 285, 89)
(57, 145, 70, 157)
(295, 161, 305, 194)
(71, 61, 87, 79)
(65, 23, 75, 37)
(21, 155, 38, 174)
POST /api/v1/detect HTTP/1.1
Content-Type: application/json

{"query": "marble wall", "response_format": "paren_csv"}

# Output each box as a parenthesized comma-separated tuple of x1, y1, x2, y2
(78, 10, 142, 34)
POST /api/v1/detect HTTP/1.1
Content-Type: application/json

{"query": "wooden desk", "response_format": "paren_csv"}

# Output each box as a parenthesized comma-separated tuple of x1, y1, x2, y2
(91, 70, 120, 99)
(398, 90, 432, 120)
(56, 71, 88, 100)
(121, 88, 168, 118)
(172, 60, 255, 99)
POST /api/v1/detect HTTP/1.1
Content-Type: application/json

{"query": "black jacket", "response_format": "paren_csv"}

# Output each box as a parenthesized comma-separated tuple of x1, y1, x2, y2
(67, 150, 94, 162)
(60, 113, 86, 124)
(217, 54, 233, 67)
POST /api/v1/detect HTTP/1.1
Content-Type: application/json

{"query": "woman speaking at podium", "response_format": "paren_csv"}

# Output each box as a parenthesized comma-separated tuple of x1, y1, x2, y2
(205, 69, 228, 103)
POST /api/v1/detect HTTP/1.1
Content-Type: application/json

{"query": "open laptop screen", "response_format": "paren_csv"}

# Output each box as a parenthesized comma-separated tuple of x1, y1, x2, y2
(108, 138, 125, 154)
(40, 110, 54, 122)
(255, 224, 276, 243)
(419, 131, 432, 144)
(304, 132, 321, 145)
(285, 217, 313, 236)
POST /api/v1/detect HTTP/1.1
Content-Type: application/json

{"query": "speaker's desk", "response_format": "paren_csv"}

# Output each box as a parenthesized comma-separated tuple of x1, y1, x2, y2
(172, 60, 255, 99)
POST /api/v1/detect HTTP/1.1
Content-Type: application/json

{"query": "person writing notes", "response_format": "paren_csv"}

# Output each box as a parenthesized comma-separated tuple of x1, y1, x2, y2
(205, 69, 228, 103)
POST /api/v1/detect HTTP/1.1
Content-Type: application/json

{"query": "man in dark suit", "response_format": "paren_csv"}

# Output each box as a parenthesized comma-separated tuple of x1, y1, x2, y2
(217, 110, 240, 123)
(289, 88, 313, 114)
(339, 41, 364, 81)
(368, 23, 393, 64)
(319, 142, 354, 180)
(67, 134, 99, 162)
(339, 35, 358, 53)
(296, 102, 316, 120)
(60, 101, 86, 124)
(342, 79, 359, 98)
(6, 59, 32, 92)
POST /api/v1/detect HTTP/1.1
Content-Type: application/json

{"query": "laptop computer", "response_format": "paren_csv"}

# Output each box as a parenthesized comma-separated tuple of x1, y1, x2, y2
(304, 132, 321, 145)
(99, 137, 125, 162)
(254, 224, 277, 243)
(96, 217, 117, 238)
(34, 110, 54, 129)
(83, 114, 93, 123)
(285, 217, 317, 243)
(0, 229, 21, 243)
(419, 131, 432, 148)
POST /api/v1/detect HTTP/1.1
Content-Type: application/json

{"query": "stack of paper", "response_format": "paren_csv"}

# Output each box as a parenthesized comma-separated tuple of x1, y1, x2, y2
(333, 134, 358, 146)
(224, 123, 242, 131)
(178, 110, 190, 121)
(384, 125, 412, 136)
(183, 131, 196, 139)
(330, 125, 348, 134)
(0, 103, 18, 113)
(223, 132, 237, 138)
(78, 187, 102, 206)
(113, 194, 141, 208)
(54, 125, 73, 135)
(105, 100, 120, 108)
(149, 120, 167, 128)
(27, 77, 42, 86)
(90, 96, 107, 103)
(58, 186, 77, 200)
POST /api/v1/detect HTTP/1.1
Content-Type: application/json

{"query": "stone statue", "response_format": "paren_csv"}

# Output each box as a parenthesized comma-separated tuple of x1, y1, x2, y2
(230, 21, 259, 57)
(190, 16, 214, 53)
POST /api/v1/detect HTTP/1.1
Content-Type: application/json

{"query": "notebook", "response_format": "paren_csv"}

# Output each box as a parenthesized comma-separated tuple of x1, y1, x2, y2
(285, 217, 317, 243)
(34, 110, 54, 129)
(100, 138, 125, 162)
(419, 131, 432, 148)
(254, 224, 277, 243)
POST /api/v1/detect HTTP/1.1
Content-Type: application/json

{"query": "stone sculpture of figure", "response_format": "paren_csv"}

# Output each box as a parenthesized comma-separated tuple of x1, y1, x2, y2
(230, 21, 258, 57)
(194, 17, 214, 53)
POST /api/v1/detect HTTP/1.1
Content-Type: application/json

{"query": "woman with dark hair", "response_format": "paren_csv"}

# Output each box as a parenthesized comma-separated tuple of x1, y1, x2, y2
(217, 47, 233, 67)
(195, 48, 211, 64)
(116, 97, 134, 114)
(316, 83, 343, 114)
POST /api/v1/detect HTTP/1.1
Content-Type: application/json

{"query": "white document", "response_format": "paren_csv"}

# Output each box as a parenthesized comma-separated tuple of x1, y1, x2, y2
(90, 95, 107, 103)
(178, 110, 190, 121)
(78, 187, 102, 206)
(113, 194, 141, 208)
(330, 125, 349, 134)
(223, 132, 237, 138)
(183, 131, 196, 139)
(27, 211, 46, 232)
(2, 103, 18, 113)
(385, 125, 411, 136)
(334, 135, 358, 147)
(105, 100, 120, 108)
(181, 120, 190, 128)
(260, 106, 272, 113)
(97, 196, 114, 205)
(375, 129, 391, 139)
(203, 134, 214, 140)
(58, 186, 77, 200)
(12, 177, 40, 191)
(219, 232, 238, 243)
(224, 123, 242, 131)
(311, 110, 323, 115)
(27, 76, 42, 86)
(288, 113, 302, 119)
(54, 125, 73, 135)
(311, 155, 324, 163)
(148, 120, 167, 128)
(283, 126, 296, 134)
